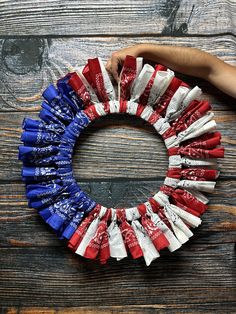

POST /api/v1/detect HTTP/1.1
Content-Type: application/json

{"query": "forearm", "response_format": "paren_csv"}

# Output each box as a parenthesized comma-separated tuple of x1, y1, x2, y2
(107, 43, 236, 98)
(135, 44, 236, 98)
(136, 44, 219, 79)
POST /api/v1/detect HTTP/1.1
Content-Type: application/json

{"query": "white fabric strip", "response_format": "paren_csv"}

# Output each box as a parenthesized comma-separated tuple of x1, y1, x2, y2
(164, 135, 179, 148)
(98, 57, 116, 100)
(169, 155, 182, 168)
(166, 86, 202, 122)
(178, 180, 216, 193)
(108, 220, 127, 260)
(127, 100, 139, 116)
(140, 106, 154, 121)
(169, 204, 202, 227)
(99, 206, 108, 218)
(185, 188, 209, 204)
(147, 69, 174, 105)
(153, 117, 170, 135)
(136, 58, 143, 78)
(164, 205, 193, 243)
(109, 100, 120, 113)
(94, 103, 106, 116)
(179, 120, 216, 143)
(143, 201, 154, 214)
(132, 220, 160, 266)
(75, 216, 100, 256)
(130, 64, 154, 101)
(125, 207, 140, 221)
(163, 208, 189, 244)
(181, 157, 218, 168)
(110, 208, 116, 221)
(182, 86, 202, 109)
(176, 112, 215, 143)
(164, 177, 180, 188)
(165, 86, 190, 121)
(153, 191, 169, 207)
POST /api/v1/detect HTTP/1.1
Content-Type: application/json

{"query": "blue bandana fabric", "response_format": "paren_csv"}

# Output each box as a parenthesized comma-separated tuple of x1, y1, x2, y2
(19, 75, 97, 240)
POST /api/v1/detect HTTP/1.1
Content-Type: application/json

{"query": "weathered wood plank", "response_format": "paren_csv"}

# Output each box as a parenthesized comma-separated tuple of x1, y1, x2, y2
(0, 36, 235, 112)
(0, 244, 235, 307)
(0, 111, 235, 181)
(0, 2, 235, 312)
(0, 180, 235, 247)
(2, 305, 236, 314)
(0, 1, 235, 36)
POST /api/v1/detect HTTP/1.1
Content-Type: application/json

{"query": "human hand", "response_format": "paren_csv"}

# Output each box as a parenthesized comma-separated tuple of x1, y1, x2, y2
(106, 44, 144, 82)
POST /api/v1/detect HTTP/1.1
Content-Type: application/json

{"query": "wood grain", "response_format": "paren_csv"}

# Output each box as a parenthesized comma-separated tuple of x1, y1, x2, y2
(0, 243, 235, 309)
(0, 36, 235, 112)
(0, 0, 235, 36)
(2, 305, 236, 314)
(0, 244, 235, 308)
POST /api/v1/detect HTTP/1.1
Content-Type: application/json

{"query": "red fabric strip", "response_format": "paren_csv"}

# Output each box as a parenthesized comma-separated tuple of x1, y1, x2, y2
(120, 220, 143, 259)
(141, 215, 169, 251)
(68, 72, 91, 107)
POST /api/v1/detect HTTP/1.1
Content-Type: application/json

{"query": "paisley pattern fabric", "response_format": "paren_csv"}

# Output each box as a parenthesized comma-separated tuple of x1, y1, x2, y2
(19, 56, 224, 266)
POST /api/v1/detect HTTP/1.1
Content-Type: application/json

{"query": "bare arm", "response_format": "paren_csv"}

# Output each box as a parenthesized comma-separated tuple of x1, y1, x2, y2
(106, 44, 236, 98)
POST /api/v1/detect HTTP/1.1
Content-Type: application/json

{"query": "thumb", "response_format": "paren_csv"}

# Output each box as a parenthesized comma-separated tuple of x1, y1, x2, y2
(105, 59, 112, 73)
(111, 57, 120, 82)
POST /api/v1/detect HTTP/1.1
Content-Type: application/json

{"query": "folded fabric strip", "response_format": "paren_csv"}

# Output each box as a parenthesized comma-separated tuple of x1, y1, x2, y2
(99, 223, 110, 264)
(119, 55, 143, 100)
(68, 72, 94, 107)
(22, 118, 65, 134)
(83, 218, 108, 259)
(170, 188, 207, 214)
(182, 131, 222, 149)
(18, 145, 59, 163)
(168, 146, 224, 158)
(57, 72, 84, 111)
(120, 219, 143, 259)
(132, 220, 160, 266)
(141, 215, 170, 251)
(155, 77, 184, 115)
(145, 201, 182, 252)
(75, 206, 106, 256)
(87, 57, 116, 102)
(68, 205, 101, 251)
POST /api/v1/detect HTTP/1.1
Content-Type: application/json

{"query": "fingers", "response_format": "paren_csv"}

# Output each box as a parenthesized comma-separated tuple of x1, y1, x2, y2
(106, 53, 120, 82)
(106, 45, 140, 82)
(105, 59, 112, 74)
(110, 55, 119, 82)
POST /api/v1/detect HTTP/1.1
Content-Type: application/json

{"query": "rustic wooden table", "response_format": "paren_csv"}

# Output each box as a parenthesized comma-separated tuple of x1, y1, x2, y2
(0, 1, 235, 313)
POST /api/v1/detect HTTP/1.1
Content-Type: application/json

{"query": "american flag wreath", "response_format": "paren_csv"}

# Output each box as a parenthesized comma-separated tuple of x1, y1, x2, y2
(18, 56, 224, 266)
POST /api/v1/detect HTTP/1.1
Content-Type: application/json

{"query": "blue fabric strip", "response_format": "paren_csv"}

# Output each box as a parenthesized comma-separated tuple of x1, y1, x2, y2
(19, 74, 96, 241)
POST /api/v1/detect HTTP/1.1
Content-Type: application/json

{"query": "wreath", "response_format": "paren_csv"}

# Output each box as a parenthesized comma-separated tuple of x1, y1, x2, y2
(18, 56, 224, 266)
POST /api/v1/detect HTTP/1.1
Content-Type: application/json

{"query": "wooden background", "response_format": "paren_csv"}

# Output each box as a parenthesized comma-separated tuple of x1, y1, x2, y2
(0, 1, 235, 313)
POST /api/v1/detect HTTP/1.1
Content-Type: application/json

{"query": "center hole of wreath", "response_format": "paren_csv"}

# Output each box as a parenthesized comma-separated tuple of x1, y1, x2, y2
(72, 114, 168, 208)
